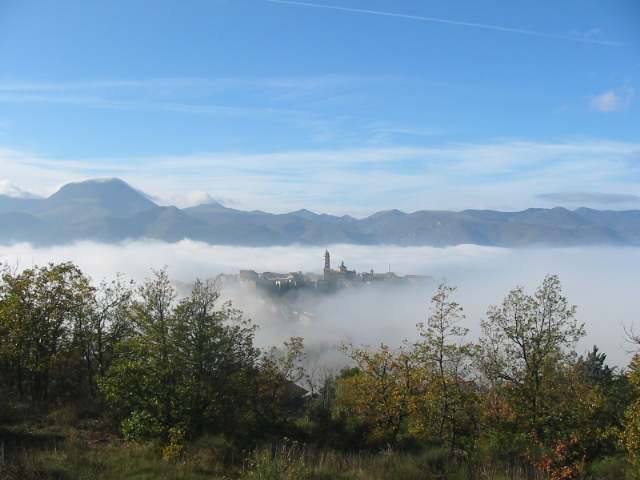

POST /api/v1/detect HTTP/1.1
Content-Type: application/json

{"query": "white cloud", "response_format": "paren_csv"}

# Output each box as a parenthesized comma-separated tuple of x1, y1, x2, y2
(157, 191, 232, 208)
(0, 179, 39, 198)
(0, 75, 379, 133)
(266, 0, 624, 47)
(0, 75, 369, 94)
(1, 139, 639, 214)
(537, 192, 640, 205)
(0, 92, 296, 120)
(590, 87, 635, 112)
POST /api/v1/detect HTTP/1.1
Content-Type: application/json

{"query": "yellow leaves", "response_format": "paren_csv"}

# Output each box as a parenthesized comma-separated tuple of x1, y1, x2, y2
(334, 340, 475, 448)
(162, 426, 186, 463)
(628, 355, 640, 388)
(623, 399, 640, 465)
(334, 344, 427, 446)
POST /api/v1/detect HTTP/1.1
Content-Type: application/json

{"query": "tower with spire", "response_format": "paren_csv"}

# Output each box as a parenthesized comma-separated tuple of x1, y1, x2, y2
(324, 250, 331, 281)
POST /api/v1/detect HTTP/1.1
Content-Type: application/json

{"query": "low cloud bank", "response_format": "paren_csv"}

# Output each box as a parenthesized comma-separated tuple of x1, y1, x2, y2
(1, 240, 638, 366)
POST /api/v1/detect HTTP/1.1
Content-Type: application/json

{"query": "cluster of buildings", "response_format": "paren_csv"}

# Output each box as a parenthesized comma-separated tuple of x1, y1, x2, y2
(228, 250, 430, 296)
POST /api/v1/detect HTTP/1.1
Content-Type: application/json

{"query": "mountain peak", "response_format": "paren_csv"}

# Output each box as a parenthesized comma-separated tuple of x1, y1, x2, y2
(289, 208, 318, 220)
(367, 209, 406, 220)
(52, 177, 146, 195)
(48, 177, 157, 217)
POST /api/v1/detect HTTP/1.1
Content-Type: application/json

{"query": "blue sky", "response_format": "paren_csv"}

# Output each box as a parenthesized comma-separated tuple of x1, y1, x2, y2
(0, 0, 638, 214)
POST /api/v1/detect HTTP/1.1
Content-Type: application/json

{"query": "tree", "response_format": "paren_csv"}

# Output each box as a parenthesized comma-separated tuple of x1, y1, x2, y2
(172, 278, 260, 436)
(250, 336, 310, 439)
(332, 284, 480, 453)
(413, 283, 479, 455)
(622, 355, 640, 471)
(479, 275, 588, 475)
(100, 271, 262, 443)
(573, 346, 631, 461)
(0, 262, 94, 406)
(100, 269, 181, 436)
(334, 342, 424, 448)
(576, 346, 613, 385)
(74, 275, 134, 398)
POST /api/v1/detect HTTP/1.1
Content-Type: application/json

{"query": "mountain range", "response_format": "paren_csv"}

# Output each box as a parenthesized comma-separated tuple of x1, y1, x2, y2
(1, 178, 639, 247)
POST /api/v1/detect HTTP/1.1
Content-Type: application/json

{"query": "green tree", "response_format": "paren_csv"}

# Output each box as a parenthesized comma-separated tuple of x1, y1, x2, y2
(172, 278, 260, 436)
(574, 346, 631, 460)
(74, 275, 134, 398)
(479, 275, 589, 475)
(101, 271, 262, 443)
(249, 336, 310, 439)
(622, 355, 640, 473)
(0, 262, 94, 406)
(413, 283, 479, 455)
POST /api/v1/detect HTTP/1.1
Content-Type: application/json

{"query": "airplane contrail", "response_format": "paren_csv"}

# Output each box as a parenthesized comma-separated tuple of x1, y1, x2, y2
(265, 0, 624, 47)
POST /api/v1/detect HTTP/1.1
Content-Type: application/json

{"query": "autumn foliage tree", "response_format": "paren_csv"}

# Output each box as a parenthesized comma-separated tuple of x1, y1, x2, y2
(334, 342, 423, 448)
(333, 284, 479, 453)
(622, 355, 640, 475)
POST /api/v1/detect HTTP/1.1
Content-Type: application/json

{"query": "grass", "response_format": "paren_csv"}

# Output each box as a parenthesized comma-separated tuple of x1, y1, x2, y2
(0, 431, 537, 480)
(1, 439, 227, 480)
(0, 425, 632, 480)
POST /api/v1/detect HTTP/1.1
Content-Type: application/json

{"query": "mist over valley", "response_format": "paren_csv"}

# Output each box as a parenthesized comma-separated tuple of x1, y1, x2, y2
(1, 239, 637, 366)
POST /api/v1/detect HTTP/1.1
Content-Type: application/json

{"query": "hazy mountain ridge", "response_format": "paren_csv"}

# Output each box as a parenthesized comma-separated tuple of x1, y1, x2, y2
(0, 178, 639, 247)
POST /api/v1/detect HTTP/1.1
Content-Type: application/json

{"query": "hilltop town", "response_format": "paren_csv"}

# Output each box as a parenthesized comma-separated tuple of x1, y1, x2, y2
(221, 250, 432, 296)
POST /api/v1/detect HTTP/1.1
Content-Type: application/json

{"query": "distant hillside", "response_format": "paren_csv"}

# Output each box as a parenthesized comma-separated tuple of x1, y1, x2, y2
(0, 178, 639, 247)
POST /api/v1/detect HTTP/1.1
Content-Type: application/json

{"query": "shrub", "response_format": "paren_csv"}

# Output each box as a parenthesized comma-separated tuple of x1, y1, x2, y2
(586, 455, 630, 480)
(121, 410, 163, 442)
(161, 426, 186, 463)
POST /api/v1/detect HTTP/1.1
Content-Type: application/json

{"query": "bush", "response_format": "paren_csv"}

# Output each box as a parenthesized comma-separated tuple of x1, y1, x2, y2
(121, 410, 163, 442)
(190, 433, 238, 466)
(587, 455, 630, 480)
(161, 426, 186, 463)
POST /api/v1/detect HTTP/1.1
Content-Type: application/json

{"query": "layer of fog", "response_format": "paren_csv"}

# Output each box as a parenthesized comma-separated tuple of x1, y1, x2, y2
(1, 240, 639, 366)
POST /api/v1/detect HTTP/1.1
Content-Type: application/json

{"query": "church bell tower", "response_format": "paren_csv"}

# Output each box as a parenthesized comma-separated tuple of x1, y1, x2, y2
(323, 250, 331, 280)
